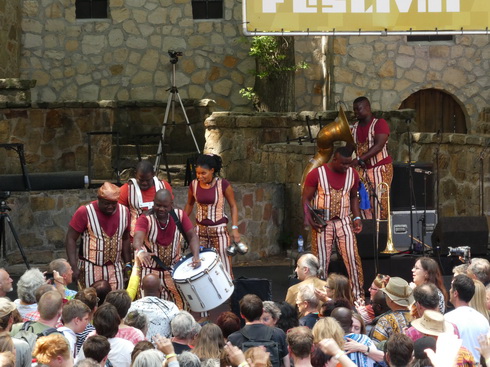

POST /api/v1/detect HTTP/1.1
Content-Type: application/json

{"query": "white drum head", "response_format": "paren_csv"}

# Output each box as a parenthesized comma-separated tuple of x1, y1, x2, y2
(173, 250, 218, 281)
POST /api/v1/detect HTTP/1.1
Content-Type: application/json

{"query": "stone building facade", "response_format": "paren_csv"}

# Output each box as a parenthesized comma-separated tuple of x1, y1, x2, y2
(0, 0, 21, 77)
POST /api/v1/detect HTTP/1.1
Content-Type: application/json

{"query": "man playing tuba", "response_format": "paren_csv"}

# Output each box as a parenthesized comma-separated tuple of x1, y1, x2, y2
(302, 146, 364, 300)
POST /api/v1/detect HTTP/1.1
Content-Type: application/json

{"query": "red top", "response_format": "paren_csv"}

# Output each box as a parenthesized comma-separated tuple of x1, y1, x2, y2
(355, 118, 392, 167)
(135, 212, 193, 246)
(305, 165, 360, 190)
(69, 201, 129, 237)
(118, 180, 173, 209)
(188, 179, 230, 225)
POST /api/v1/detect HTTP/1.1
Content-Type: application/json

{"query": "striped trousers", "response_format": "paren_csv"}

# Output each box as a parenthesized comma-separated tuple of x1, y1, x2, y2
(78, 259, 124, 290)
(196, 223, 233, 278)
(312, 217, 364, 300)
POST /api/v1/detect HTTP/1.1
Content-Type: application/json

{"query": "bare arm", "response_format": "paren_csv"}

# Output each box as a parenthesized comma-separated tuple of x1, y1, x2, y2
(184, 188, 195, 216)
(65, 226, 81, 281)
(359, 133, 388, 162)
(350, 184, 362, 234)
(186, 226, 201, 268)
(224, 184, 240, 242)
(133, 230, 154, 268)
(302, 185, 322, 231)
(121, 229, 131, 264)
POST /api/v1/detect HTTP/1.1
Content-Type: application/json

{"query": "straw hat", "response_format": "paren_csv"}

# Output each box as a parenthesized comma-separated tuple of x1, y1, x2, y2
(380, 277, 414, 307)
(411, 310, 454, 337)
(0, 298, 16, 318)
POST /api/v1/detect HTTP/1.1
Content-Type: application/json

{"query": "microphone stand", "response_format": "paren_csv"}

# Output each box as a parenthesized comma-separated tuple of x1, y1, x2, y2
(406, 119, 417, 254)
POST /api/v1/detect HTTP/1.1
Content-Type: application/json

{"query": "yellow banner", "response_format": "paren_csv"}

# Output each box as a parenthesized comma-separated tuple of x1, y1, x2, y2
(243, 0, 490, 34)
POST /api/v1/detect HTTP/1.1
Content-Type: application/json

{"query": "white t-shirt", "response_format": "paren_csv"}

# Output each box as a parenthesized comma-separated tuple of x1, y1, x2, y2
(445, 306, 490, 361)
(13, 299, 37, 319)
(76, 337, 134, 367)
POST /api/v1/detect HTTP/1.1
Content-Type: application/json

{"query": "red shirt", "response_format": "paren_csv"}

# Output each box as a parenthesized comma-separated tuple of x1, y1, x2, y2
(118, 180, 173, 210)
(135, 212, 193, 246)
(305, 165, 360, 191)
(355, 118, 392, 167)
(69, 201, 129, 237)
(188, 179, 230, 225)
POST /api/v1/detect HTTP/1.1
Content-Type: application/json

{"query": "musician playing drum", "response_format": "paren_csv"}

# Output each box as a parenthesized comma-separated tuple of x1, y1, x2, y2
(350, 96, 393, 220)
(302, 146, 364, 300)
(133, 189, 200, 308)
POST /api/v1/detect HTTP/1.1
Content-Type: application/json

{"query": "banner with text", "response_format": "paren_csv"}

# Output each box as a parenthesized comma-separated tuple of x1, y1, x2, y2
(243, 0, 490, 35)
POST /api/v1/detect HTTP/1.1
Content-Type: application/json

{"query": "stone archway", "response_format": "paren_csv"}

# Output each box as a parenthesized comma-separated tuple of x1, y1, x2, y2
(398, 88, 467, 133)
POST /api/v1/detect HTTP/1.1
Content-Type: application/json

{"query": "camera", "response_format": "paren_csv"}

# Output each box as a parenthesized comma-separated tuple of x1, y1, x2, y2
(45, 272, 54, 281)
(168, 50, 183, 58)
(448, 246, 471, 262)
(0, 191, 10, 201)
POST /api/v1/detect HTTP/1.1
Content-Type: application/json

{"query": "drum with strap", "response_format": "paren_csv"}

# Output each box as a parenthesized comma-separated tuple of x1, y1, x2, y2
(172, 248, 234, 312)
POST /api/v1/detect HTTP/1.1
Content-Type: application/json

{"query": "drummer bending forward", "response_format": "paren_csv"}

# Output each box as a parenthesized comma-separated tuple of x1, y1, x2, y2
(133, 189, 200, 308)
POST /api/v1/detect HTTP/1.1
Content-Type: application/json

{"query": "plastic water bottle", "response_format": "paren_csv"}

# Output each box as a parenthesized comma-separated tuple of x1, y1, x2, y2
(297, 235, 304, 253)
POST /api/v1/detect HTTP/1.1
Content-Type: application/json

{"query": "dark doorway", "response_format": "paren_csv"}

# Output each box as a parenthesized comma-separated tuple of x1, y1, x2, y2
(399, 88, 467, 133)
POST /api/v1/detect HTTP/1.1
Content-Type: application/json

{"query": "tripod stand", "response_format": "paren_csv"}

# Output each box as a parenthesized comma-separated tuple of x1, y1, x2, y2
(154, 51, 201, 172)
(0, 194, 30, 269)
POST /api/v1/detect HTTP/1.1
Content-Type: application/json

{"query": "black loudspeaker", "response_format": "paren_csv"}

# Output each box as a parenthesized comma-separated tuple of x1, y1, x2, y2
(231, 277, 272, 325)
(391, 162, 434, 211)
(0, 172, 86, 191)
(431, 216, 489, 255)
(356, 220, 388, 259)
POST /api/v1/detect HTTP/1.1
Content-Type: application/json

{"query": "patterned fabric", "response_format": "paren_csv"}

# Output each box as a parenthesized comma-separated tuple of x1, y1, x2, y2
(371, 310, 412, 346)
(75, 323, 96, 354)
(23, 310, 63, 327)
(196, 223, 232, 277)
(127, 177, 166, 236)
(191, 178, 227, 224)
(312, 216, 364, 300)
(78, 259, 124, 291)
(344, 333, 376, 367)
(351, 118, 390, 167)
(357, 163, 393, 220)
(116, 326, 146, 345)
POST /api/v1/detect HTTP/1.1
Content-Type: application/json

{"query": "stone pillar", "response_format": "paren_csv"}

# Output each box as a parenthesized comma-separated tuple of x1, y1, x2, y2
(0, 79, 36, 104)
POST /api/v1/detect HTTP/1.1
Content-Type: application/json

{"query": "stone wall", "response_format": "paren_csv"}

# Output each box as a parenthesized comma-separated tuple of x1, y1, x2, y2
(4, 183, 283, 267)
(203, 110, 490, 245)
(0, 0, 21, 77)
(331, 35, 490, 134)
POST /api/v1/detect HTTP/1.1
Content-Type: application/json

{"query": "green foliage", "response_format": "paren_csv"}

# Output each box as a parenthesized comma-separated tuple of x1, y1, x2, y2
(239, 36, 308, 101)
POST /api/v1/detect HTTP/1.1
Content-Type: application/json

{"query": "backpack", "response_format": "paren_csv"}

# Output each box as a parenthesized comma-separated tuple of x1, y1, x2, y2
(240, 327, 280, 367)
(12, 321, 59, 352)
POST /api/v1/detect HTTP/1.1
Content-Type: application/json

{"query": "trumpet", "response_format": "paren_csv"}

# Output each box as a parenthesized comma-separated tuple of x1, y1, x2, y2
(378, 182, 398, 254)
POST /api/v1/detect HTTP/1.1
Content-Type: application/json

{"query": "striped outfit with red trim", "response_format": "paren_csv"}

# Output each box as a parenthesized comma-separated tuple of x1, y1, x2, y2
(78, 203, 129, 290)
(352, 118, 393, 220)
(191, 178, 233, 277)
(311, 166, 364, 300)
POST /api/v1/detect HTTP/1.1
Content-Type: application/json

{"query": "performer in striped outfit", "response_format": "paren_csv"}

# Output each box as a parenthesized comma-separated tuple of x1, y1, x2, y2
(351, 96, 393, 220)
(66, 182, 131, 290)
(302, 147, 364, 300)
(119, 160, 172, 237)
(133, 189, 200, 307)
(184, 154, 240, 277)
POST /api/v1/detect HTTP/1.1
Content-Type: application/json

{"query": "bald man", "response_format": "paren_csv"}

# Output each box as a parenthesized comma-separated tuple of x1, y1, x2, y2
(127, 274, 179, 340)
(0, 269, 13, 298)
(133, 189, 200, 308)
(65, 182, 131, 290)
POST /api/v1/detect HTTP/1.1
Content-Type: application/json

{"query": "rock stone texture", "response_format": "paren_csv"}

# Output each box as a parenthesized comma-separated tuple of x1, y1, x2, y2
(0, 0, 21, 78)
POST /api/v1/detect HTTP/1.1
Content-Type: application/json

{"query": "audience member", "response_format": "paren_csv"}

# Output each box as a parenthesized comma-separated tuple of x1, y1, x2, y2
(58, 300, 91, 357)
(355, 274, 387, 324)
(485, 284, 490, 311)
(411, 257, 448, 313)
(216, 311, 241, 340)
(445, 274, 489, 362)
(384, 333, 413, 367)
(105, 289, 145, 344)
(411, 336, 435, 367)
(73, 287, 98, 354)
(81, 335, 111, 366)
(316, 338, 357, 367)
(275, 301, 299, 333)
(0, 332, 14, 354)
(228, 294, 288, 367)
(286, 326, 313, 367)
(312, 317, 345, 348)
(0, 351, 15, 367)
(178, 351, 202, 367)
(33, 334, 74, 367)
(170, 311, 201, 354)
(467, 258, 490, 286)
(285, 254, 326, 316)
(330, 307, 377, 366)
(131, 340, 155, 365)
(14, 268, 46, 318)
(132, 349, 164, 367)
(22, 284, 58, 323)
(345, 313, 384, 363)
(453, 263, 469, 276)
(371, 277, 413, 348)
(91, 280, 111, 307)
(244, 347, 272, 367)
(124, 310, 148, 336)
(351, 313, 366, 335)
(74, 358, 100, 367)
(0, 269, 13, 298)
(296, 284, 320, 328)
(0, 298, 30, 367)
(469, 279, 490, 321)
(260, 301, 281, 327)
(315, 273, 354, 309)
(320, 298, 353, 317)
(75, 303, 134, 367)
(49, 258, 77, 299)
(127, 273, 179, 340)
(192, 323, 224, 367)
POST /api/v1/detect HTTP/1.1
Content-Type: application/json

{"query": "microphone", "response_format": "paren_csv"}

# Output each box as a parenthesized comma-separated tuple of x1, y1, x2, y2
(414, 168, 432, 175)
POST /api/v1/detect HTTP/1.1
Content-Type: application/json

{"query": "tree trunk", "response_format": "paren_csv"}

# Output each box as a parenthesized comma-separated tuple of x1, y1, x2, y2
(254, 36, 296, 112)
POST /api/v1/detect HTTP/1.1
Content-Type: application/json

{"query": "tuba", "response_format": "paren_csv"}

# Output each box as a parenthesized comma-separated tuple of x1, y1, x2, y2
(300, 106, 356, 190)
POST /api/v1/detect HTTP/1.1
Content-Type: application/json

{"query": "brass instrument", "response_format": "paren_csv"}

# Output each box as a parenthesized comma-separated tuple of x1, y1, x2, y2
(378, 182, 398, 254)
(300, 106, 356, 190)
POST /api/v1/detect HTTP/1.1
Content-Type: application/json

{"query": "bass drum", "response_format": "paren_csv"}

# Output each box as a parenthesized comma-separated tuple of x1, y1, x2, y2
(172, 248, 234, 312)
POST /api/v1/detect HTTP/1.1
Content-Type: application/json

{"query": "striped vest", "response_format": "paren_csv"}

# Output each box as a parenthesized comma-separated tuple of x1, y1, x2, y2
(192, 178, 227, 224)
(144, 210, 183, 268)
(81, 203, 129, 265)
(314, 165, 354, 220)
(352, 118, 389, 166)
(128, 177, 165, 236)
